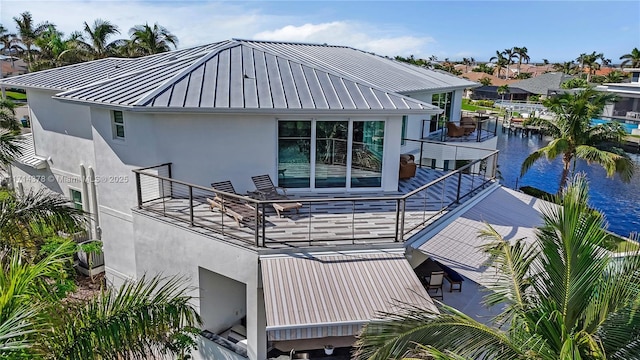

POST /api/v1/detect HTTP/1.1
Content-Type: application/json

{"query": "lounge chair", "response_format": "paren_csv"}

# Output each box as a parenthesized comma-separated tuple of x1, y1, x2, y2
(446, 122, 465, 138)
(251, 174, 302, 217)
(209, 181, 261, 227)
(427, 271, 444, 300)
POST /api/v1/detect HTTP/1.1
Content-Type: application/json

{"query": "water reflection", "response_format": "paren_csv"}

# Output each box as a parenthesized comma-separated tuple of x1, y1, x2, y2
(496, 122, 640, 238)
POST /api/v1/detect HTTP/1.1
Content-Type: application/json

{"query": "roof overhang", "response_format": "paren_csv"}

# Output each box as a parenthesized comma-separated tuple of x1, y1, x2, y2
(52, 96, 444, 116)
(14, 134, 48, 170)
(260, 249, 436, 341)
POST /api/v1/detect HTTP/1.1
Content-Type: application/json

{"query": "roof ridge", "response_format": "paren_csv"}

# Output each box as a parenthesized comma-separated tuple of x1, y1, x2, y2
(54, 48, 222, 99)
(133, 40, 240, 106)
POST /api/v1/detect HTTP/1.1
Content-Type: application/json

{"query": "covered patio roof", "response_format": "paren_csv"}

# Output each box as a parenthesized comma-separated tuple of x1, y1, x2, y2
(260, 250, 436, 341)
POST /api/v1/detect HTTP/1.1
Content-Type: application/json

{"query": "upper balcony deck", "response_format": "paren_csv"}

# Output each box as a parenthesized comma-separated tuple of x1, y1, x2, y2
(133, 140, 499, 251)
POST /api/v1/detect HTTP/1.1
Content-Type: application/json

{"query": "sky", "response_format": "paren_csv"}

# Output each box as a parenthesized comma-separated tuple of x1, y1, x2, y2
(1, 0, 638, 63)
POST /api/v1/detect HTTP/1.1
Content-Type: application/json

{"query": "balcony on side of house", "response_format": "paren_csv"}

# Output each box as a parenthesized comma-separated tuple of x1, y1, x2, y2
(132, 139, 499, 250)
(422, 111, 499, 144)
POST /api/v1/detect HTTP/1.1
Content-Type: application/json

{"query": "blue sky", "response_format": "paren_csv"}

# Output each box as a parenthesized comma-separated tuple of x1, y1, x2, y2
(1, 0, 638, 63)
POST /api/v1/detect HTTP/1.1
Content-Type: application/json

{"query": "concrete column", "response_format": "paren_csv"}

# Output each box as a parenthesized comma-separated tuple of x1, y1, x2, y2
(245, 273, 267, 360)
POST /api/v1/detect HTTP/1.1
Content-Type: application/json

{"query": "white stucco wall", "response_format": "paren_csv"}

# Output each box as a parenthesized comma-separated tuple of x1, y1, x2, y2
(132, 211, 265, 360)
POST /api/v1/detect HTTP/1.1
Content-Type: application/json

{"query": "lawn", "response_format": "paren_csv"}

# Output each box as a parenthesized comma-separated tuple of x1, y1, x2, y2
(5, 90, 27, 101)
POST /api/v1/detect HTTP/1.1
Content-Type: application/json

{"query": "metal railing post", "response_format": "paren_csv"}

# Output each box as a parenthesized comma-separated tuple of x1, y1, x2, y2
(161, 179, 166, 216)
(394, 198, 401, 242)
(262, 203, 266, 247)
(189, 186, 194, 226)
(135, 172, 142, 209)
(399, 198, 406, 241)
(419, 141, 424, 168)
(456, 167, 463, 204)
(167, 163, 173, 198)
(255, 202, 260, 247)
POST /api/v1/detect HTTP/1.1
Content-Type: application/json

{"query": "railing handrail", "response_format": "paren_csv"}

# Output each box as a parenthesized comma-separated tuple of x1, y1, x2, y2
(403, 137, 499, 154)
(134, 146, 498, 206)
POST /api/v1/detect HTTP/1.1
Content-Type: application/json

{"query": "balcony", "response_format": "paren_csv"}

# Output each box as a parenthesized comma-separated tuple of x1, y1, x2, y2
(423, 113, 499, 143)
(133, 141, 499, 250)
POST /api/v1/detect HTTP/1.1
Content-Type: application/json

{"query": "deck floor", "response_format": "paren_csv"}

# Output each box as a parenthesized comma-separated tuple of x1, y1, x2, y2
(138, 168, 491, 249)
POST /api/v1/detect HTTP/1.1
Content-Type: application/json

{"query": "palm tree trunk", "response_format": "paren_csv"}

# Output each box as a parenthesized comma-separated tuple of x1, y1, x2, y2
(559, 154, 572, 193)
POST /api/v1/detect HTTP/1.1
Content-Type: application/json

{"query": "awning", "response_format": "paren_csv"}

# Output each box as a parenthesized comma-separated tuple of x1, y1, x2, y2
(260, 250, 437, 341)
(16, 133, 47, 169)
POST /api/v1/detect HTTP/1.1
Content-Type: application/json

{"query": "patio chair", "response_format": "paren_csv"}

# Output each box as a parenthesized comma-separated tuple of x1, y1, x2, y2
(251, 174, 302, 217)
(208, 180, 261, 227)
(446, 122, 465, 138)
(460, 117, 476, 135)
(426, 271, 444, 300)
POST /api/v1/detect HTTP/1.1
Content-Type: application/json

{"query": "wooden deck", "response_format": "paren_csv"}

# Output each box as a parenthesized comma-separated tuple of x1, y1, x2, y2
(137, 168, 493, 249)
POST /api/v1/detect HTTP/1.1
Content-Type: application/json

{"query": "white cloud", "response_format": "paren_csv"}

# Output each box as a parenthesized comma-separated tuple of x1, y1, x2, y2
(255, 21, 435, 57)
(1, 1, 437, 57)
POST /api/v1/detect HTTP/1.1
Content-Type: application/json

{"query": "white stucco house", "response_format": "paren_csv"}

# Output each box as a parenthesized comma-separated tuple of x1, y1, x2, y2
(0, 39, 504, 359)
(598, 68, 640, 134)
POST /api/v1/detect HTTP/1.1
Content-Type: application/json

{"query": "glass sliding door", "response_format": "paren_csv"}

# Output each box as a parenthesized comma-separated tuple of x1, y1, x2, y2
(351, 121, 384, 187)
(315, 121, 348, 188)
(278, 121, 311, 188)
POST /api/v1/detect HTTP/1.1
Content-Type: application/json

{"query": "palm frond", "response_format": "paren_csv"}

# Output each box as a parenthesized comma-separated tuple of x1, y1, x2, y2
(45, 274, 201, 360)
(0, 130, 24, 165)
(354, 303, 526, 360)
(520, 138, 569, 177)
(478, 225, 538, 328)
(528, 174, 612, 353)
(575, 145, 633, 181)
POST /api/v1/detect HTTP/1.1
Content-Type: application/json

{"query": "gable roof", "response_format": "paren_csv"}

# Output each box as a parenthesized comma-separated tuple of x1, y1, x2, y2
(0, 40, 475, 114)
(510, 72, 574, 95)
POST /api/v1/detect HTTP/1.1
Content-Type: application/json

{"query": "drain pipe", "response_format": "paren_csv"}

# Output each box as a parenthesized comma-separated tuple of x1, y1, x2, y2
(88, 166, 100, 239)
(79, 165, 91, 237)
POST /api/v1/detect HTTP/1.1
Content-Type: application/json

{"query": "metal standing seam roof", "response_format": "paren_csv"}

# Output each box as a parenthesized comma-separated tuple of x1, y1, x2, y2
(0, 41, 231, 91)
(260, 250, 436, 339)
(15, 133, 47, 169)
(240, 40, 478, 93)
(55, 43, 439, 113)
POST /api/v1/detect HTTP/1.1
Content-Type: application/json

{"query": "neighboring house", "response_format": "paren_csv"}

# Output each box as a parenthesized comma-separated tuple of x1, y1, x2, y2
(461, 72, 515, 87)
(598, 68, 640, 128)
(470, 85, 532, 101)
(1, 39, 501, 360)
(510, 72, 574, 98)
(0, 56, 28, 78)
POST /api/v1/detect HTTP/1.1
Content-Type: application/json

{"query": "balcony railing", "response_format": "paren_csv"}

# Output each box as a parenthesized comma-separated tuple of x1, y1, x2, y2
(133, 142, 499, 249)
(424, 116, 499, 143)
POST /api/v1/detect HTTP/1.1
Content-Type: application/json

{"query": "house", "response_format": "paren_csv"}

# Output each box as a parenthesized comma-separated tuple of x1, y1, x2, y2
(597, 68, 640, 130)
(0, 39, 500, 359)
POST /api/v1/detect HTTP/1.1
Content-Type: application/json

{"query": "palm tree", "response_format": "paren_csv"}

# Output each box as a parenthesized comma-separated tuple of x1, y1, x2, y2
(79, 19, 123, 59)
(577, 51, 605, 82)
(513, 46, 530, 76)
(0, 240, 76, 356)
(128, 22, 178, 56)
(354, 174, 640, 360)
(13, 12, 51, 68)
(620, 48, 640, 68)
(521, 88, 634, 192)
(0, 240, 201, 358)
(0, 24, 19, 65)
(553, 61, 578, 75)
(497, 84, 510, 103)
(501, 47, 517, 79)
(479, 76, 492, 86)
(42, 274, 201, 359)
(473, 63, 494, 75)
(489, 51, 507, 79)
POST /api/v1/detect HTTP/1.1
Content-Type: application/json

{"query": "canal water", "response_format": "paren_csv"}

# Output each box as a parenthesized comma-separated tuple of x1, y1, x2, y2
(495, 122, 640, 238)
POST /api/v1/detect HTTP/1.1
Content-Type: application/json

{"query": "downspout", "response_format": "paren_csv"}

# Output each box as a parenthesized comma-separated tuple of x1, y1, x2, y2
(88, 167, 100, 239)
(80, 165, 91, 237)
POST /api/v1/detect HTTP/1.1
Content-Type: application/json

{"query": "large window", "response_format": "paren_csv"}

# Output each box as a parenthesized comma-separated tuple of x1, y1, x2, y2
(278, 120, 385, 189)
(315, 121, 348, 188)
(430, 92, 454, 132)
(351, 121, 384, 187)
(278, 121, 311, 188)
